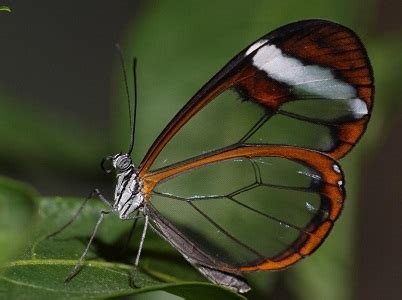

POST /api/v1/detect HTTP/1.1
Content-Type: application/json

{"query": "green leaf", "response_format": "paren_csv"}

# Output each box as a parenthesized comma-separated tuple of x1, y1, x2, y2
(0, 6, 11, 12)
(139, 283, 246, 300)
(0, 259, 157, 299)
(0, 177, 38, 264)
(0, 197, 244, 299)
(0, 260, 243, 299)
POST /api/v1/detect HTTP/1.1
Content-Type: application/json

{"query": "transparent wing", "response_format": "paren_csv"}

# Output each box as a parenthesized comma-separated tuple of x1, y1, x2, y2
(139, 19, 374, 175)
(143, 146, 344, 272)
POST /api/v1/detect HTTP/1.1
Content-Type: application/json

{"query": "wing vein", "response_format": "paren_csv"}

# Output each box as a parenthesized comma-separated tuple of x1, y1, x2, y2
(238, 112, 272, 143)
(187, 201, 266, 260)
(226, 196, 310, 234)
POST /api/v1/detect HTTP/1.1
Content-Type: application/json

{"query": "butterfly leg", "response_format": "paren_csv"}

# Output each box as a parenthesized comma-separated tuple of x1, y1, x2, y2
(134, 214, 149, 267)
(64, 209, 111, 283)
(129, 214, 149, 288)
(46, 188, 110, 239)
(120, 210, 141, 255)
(91, 188, 112, 206)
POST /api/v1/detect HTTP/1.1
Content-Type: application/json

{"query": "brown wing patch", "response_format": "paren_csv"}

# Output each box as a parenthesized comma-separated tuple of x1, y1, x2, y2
(268, 21, 373, 159)
(278, 21, 374, 110)
(234, 65, 291, 109)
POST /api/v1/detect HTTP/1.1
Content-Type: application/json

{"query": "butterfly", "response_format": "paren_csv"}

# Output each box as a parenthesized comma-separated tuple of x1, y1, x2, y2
(52, 19, 373, 293)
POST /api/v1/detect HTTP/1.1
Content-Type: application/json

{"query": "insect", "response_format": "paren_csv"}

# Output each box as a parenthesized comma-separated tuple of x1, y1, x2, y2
(50, 19, 373, 293)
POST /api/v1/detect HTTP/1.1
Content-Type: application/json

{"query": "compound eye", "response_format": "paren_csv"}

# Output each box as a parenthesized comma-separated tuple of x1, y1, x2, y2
(116, 156, 131, 171)
(101, 156, 114, 173)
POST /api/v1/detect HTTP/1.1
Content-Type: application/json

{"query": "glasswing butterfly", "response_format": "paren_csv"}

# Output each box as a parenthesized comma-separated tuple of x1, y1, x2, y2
(50, 19, 373, 293)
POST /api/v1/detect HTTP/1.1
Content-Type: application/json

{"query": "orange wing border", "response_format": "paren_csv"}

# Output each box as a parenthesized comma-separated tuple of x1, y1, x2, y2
(143, 145, 344, 271)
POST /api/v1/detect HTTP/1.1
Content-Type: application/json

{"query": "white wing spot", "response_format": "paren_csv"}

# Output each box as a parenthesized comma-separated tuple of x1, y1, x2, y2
(305, 202, 317, 212)
(245, 39, 268, 56)
(333, 164, 341, 173)
(251, 44, 357, 100)
(337, 180, 343, 186)
(298, 170, 321, 181)
(349, 98, 368, 117)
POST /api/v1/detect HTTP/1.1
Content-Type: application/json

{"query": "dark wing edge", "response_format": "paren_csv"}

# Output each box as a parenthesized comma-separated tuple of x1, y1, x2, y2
(139, 19, 374, 175)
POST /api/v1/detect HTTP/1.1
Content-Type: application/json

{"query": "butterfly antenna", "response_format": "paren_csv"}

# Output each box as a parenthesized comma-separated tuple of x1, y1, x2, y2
(115, 44, 136, 155)
(130, 57, 138, 156)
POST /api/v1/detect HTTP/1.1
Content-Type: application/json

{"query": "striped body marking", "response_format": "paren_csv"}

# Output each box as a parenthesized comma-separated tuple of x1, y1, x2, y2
(111, 153, 145, 219)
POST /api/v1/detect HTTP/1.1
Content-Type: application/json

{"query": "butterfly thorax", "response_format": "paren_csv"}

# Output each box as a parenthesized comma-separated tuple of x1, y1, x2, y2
(106, 153, 145, 219)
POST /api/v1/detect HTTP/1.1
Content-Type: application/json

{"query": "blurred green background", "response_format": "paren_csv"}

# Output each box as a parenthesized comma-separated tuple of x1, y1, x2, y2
(0, 0, 401, 299)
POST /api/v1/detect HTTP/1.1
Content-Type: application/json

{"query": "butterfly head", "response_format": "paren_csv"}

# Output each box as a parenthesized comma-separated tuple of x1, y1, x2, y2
(101, 153, 136, 174)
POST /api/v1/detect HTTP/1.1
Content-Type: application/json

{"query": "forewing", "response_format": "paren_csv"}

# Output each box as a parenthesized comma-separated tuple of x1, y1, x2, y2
(139, 19, 374, 174)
